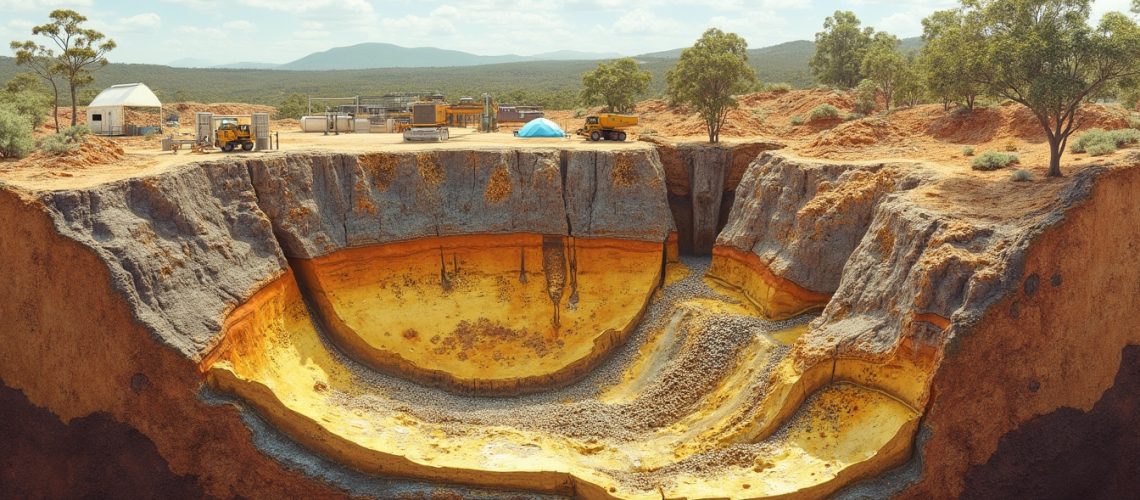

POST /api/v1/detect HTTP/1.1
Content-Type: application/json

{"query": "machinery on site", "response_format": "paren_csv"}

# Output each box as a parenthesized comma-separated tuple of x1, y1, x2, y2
(402, 102, 451, 142)
(215, 119, 256, 151)
(577, 113, 638, 141)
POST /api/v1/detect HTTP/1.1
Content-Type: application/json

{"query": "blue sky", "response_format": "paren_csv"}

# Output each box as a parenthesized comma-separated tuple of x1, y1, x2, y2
(0, 0, 1133, 65)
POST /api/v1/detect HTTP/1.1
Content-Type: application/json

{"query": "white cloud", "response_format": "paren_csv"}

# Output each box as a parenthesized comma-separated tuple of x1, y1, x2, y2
(0, 0, 91, 11)
(117, 13, 162, 33)
(223, 20, 255, 31)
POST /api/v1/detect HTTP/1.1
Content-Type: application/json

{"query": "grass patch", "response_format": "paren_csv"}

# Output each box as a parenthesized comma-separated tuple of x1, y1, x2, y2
(1070, 128, 1140, 155)
(962, 146, 975, 157)
(1010, 169, 1033, 182)
(790, 115, 805, 126)
(972, 151, 1019, 171)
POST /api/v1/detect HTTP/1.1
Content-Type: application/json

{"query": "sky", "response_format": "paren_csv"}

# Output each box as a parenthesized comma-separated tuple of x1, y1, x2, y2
(0, 0, 1134, 66)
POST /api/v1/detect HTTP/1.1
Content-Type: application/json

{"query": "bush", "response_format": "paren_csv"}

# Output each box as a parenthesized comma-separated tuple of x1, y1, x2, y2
(1010, 169, 1033, 182)
(0, 105, 35, 158)
(809, 104, 840, 122)
(962, 146, 975, 156)
(844, 112, 865, 122)
(766, 82, 792, 94)
(39, 133, 78, 154)
(1071, 128, 1140, 154)
(790, 115, 805, 126)
(38, 124, 91, 155)
(972, 151, 1019, 171)
(1004, 139, 1018, 152)
(1086, 141, 1117, 156)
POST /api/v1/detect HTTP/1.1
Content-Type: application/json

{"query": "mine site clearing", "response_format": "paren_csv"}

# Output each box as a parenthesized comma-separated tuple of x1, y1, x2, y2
(3, 10, 1140, 496)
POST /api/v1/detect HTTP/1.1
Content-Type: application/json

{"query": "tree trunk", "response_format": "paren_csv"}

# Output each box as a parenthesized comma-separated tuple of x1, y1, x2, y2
(69, 84, 78, 127)
(50, 84, 60, 132)
(1047, 137, 1063, 177)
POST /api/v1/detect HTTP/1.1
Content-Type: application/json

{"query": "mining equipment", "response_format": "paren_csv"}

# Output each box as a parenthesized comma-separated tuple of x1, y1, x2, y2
(577, 113, 638, 141)
(215, 119, 255, 152)
(402, 102, 451, 142)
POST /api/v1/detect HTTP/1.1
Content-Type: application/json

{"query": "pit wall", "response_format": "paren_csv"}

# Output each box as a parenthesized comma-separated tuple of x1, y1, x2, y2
(899, 162, 1140, 498)
(712, 149, 1140, 495)
(0, 147, 674, 496)
(648, 138, 783, 255)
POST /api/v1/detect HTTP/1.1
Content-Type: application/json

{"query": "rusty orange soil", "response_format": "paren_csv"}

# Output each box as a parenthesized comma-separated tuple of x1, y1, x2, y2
(706, 245, 831, 320)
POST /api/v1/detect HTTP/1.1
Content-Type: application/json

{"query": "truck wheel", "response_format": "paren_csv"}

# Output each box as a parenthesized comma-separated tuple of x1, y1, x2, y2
(241, 142, 254, 151)
(222, 143, 235, 152)
(617, 132, 627, 141)
(590, 131, 601, 142)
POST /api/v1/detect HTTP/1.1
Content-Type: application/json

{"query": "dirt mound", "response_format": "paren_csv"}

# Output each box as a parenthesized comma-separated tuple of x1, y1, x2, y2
(803, 118, 907, 154)
(891, 102, 1130, 145)
(16, 135, 126, 171)
(170, 102, 277, 123)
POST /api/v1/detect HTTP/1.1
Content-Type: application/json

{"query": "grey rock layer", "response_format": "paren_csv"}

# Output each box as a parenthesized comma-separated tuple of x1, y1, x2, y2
(251, 149, 673, 260)
(717, 153, 933, 294)
(19, 148, 673, 359)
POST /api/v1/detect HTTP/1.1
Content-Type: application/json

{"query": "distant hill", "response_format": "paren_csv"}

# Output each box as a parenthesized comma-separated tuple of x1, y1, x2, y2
(212, 62, 281, 70)
(0, 37, 926, 111)
(636, 37, 923, 87)
(277, 43, 623, 70)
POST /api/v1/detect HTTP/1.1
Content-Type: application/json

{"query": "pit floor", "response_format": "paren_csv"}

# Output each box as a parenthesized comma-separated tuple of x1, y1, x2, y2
(205, 257, 920, 498)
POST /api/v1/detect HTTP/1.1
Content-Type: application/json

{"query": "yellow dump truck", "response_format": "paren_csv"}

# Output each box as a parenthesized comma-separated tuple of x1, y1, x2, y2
(403, 102, 450, 142)
(577, 114, 638, 142)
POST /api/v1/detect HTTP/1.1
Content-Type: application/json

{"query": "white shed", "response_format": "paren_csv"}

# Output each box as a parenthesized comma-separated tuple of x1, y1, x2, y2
(85, 83, 163, 136)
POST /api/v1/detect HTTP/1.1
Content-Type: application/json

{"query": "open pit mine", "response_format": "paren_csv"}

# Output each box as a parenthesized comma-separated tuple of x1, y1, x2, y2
(2, 140, 1139, 499)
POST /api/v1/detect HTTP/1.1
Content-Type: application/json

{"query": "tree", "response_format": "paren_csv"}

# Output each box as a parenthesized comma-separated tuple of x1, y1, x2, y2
(919, 9, 988, 111)
(32, 9, 116, 127)
(276, 93, 309, 119)
(666, 28, 757, 143)
(579, 58, 651, 113)
(894, 55, 926, 108)
(0, 104, 35, 159)
(810, 11, 875, 88)
(971, 0, 1140, 177)
(10, 41, 62, 131)
(861, 32, 907, 111)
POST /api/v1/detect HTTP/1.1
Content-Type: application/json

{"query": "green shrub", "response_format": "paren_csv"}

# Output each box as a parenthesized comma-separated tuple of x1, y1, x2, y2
(39, 133, 78, 154)
(790, 115, 805, 126)
(1010, 169, 1033, 182)
(766, 82, 792, 94)
(1086, 141, 1116, 156)
(962, 146, 975, 156)
(809, 104, 840, 122)
(1071, 128, 1140, 154)
(0, 105, 34, 158)
(62, 124, 91, 142)
(971, 151, 1019, 171)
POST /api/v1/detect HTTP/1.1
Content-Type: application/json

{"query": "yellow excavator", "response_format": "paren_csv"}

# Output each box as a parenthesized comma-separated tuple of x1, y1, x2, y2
(215, 120, 255, 152)
(577, 113, 638, 141)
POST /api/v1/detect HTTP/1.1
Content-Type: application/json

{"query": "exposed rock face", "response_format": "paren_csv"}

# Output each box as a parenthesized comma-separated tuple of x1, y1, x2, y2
(651, 139, 782, 255)
(36, 161, 287, 358)
(716, 153, 934, 295)
(249, 149, 672, 260)
(715, 149, 1140, 497)
(0, 147, 674, 496)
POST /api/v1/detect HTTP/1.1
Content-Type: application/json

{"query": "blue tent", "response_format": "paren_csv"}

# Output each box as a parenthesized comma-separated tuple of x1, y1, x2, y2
(516, 118, 565, 138)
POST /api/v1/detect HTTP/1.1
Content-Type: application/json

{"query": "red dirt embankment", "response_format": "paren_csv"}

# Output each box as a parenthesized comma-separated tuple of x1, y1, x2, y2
(0, 188, 343, 498)
(899, 161, 1140, 498)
